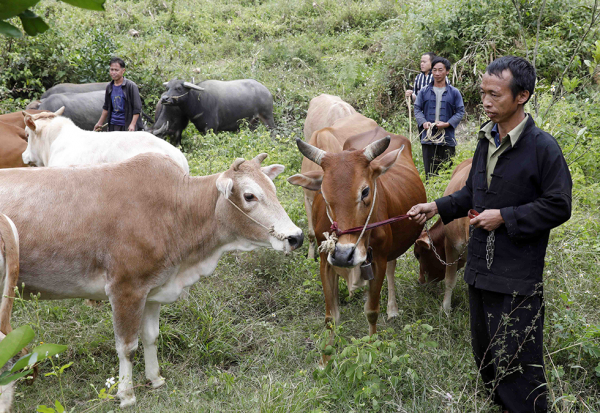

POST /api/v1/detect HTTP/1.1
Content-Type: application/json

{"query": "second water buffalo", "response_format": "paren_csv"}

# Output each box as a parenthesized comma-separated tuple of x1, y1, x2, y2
(38, 90, 104, 131)
(160, 79, 275, 134)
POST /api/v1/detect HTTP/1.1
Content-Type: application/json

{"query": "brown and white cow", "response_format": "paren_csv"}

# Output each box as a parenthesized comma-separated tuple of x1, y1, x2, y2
(414, 158, 472, 312)
(0, 213, 20, 413)
(0, 153, 303, 407)
(289, 114, 426, 364)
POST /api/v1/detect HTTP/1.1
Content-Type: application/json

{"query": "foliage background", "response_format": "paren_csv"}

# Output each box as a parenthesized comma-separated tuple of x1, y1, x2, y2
(0, 0, 599, 411)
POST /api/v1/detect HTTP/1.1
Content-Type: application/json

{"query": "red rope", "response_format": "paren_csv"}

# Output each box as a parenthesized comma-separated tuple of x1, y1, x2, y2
(330, 214, 410, 237)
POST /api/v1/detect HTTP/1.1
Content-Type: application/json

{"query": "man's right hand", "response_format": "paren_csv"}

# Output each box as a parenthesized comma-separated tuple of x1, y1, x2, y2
(94, 122, 103, 132)
(423, 122, 432, 130)
(405, 89, 414, 98)
(408, 202, 438, 225)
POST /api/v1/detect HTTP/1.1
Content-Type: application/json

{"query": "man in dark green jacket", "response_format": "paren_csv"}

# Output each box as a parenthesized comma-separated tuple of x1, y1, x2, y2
(408, 56, 572, 412)
(94, 57, 143, 132)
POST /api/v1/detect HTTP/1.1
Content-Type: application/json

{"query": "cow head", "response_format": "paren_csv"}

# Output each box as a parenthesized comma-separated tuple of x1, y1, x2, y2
(21, 107, 64, 167)
(413, 221, 446, 284)
(216, 154, 303, 253)
(160, 79, 204, 107)
(288, 135, 404, 268)
(150, 101, 189, 146)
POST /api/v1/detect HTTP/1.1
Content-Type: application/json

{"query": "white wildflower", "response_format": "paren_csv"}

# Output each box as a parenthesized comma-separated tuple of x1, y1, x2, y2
(105, 377, 116, 388)
(550, 85, 556, 92)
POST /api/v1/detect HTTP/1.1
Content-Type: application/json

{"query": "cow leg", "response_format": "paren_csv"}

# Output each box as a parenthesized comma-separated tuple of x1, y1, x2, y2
(386, 260, 399, 319)
(320, 259, 339, 367)
(108, 287, 148, 408)
(365, 256, 387, 335)
(141, 301, 165, 389)
(304, 191, 316, 260)
(442, 242, 460, 314)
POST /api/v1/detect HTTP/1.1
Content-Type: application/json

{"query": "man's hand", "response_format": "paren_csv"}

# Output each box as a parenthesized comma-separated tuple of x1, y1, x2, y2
(128, 123, 136, 132)
(435, 121, 450, 129)
(470, 209, 504, 231)
(94, 122, 103, 132)
(423, 122, 432, 130)
(408, 202, 438, 226)
(405, 89, 414, 98)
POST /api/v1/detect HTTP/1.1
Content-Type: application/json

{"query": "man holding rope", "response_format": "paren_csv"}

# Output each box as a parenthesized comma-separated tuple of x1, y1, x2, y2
(408, 56, 572, 412)
(414, 56, 464, 179)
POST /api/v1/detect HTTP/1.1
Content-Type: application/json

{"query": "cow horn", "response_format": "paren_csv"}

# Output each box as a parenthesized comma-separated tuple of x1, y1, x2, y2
(183, 82, 205, 91)
(232, 158, 245, 171)
(252, 153, 268, 164)
(163, 82, 169, 87)
(363, 136, 391, 162)
(152, 121, 169, 136)
(295, 138, 325, 166)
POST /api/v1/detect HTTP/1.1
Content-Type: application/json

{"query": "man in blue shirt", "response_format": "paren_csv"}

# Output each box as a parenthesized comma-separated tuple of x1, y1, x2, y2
(414, 57, 465, 179)
(94, 57, 143, 132)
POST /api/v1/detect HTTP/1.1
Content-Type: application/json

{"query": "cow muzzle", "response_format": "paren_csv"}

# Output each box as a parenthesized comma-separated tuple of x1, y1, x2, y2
(161, 96, 174, 105)
(328, 243, 364, 268)
(285, 232, 304, 251)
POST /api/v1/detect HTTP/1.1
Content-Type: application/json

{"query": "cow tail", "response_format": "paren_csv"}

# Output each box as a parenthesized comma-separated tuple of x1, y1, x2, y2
(0, 214, 19, 336)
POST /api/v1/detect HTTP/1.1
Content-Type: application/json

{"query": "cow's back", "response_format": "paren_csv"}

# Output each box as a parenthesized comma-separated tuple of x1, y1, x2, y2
(303, 94, 356, 140)
(39, 92, 104, 131)
(41, 82, 108, 99)
(0, 154, 185, 299)
(0, 109, 47, 130)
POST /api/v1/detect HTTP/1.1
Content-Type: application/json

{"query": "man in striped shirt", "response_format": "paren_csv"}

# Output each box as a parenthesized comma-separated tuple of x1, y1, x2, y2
(406, 52, 437, 102)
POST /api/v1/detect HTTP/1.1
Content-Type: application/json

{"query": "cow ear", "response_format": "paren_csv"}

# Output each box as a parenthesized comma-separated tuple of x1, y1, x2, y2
(287, 171, 323, 191)
(216, 175, 234, 199)
(371, 144, 405, 177)
(22, 112, 36, 131)
(262, 164, 285, 181)
(55, 106, 65, 116)
(415, 231, 431, 250)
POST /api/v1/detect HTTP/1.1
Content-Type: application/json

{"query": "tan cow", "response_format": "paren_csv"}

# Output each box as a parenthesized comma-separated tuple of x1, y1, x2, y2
(0, 153, 303, 407)
(414, 158, 472, 312)
(0, 121, 28, 169)
(0, 214, 20, 413)
(289, 115, 426, 364)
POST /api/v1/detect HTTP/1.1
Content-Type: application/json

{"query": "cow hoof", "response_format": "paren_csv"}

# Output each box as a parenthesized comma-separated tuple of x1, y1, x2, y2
(149, 376, 165, 389)
(387, 310, 399, 320)
(441, 305, 452, 315)
(119, 395, 136, 409)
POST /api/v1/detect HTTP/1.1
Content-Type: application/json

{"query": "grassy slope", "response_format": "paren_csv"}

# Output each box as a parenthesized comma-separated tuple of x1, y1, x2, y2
(6, 0, 600, 412)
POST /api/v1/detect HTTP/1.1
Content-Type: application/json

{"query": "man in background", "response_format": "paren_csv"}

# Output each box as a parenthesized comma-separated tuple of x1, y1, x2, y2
(414, 56, 465, 179)
(94, 57, 143, 132)
(405, 52, 437, 103)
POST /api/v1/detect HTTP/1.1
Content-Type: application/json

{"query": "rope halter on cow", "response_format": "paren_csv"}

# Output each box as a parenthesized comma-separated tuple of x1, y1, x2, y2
(223, 197, 288, 242)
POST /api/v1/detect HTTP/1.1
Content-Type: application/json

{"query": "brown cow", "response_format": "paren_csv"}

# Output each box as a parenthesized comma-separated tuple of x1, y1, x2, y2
(0, 121, 28, 168)
(0, 153, 303, 407)
(289, 115, 426, 364)
(414, 158, 472, 312)
(0, 213, 20, 413)
(0, 109, 46, 130)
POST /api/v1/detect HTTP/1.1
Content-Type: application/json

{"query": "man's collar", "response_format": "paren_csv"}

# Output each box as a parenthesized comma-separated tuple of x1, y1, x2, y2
(479, 114, 530, 147)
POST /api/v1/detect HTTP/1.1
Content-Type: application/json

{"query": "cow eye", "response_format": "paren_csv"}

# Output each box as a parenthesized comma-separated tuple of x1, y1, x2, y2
(244, 193, 256, 202)
(361, 187, 370, 200)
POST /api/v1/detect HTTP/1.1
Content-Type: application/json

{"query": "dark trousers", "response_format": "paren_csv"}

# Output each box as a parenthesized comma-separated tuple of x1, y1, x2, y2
(108, 124, 127, 132)
(422, 144, 455, 179)
(469, 285, 547, 412)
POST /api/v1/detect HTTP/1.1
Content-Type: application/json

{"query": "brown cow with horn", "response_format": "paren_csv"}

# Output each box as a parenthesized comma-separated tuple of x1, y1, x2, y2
(289, 113, 426, 364)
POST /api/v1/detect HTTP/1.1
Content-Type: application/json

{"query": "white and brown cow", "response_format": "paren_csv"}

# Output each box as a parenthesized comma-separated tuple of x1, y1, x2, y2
(0, 213, 20, 413)
(414, 158, 472, 312)
(21, 108, 189, 173)
(0, 153, 302, 407)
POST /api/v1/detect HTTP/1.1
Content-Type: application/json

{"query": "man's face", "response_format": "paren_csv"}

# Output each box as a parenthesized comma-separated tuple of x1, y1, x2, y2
(480, 70, 529, 124)
(109, 63, 125, 81)
(431, 62, 448, 84)
(420, 54, 432, 73)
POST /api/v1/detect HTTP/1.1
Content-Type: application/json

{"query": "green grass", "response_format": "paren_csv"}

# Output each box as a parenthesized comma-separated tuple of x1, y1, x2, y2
(3, 0, 600, 411)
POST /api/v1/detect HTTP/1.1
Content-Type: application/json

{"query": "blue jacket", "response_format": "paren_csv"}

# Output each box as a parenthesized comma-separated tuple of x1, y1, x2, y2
(414, 82, 465, 146)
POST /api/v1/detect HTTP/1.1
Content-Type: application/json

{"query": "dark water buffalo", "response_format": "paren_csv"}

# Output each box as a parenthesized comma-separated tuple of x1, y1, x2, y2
(41, 82, 108, 99)
(160, 79, 275, 134)
(38, 91, 104, 131)
(148, 101, 189, 147)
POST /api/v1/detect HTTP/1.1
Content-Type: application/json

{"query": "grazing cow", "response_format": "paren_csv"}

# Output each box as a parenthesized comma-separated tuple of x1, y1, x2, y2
(160, 79, 275, 134)
(40, 82, 108, 99)
(303, 94, 356, 140)
(21, 108, 189, 173)
(149, 101, 189, 147)
(302, 96, 358, 260)
(414, 158, 472, 312)
(38, 91, 104, 131)
(0, 121, 28, 169)
(0, 213, 20, 413)
(289, 116, 426, 364)
(0, 153, 303, 407)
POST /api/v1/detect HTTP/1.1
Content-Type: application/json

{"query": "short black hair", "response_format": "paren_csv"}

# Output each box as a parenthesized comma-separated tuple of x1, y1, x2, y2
(431, 57, 451, 71)
(109, 57, 126, 68)
(423, 52, 436, 62)
(485, 56, 536, 104)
